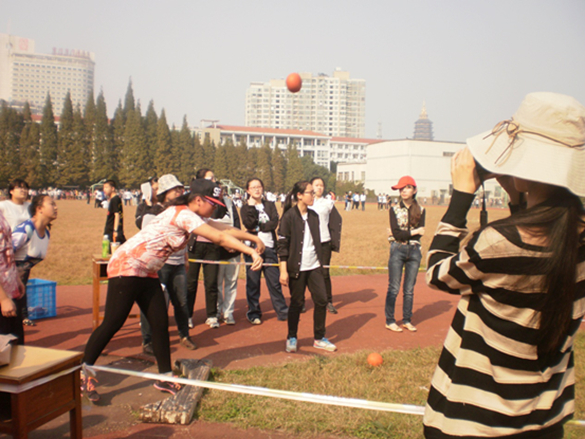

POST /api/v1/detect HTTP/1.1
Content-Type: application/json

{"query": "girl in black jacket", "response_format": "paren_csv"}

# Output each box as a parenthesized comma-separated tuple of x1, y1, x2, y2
(241, 178, 289, 324)
(277, 181, 336, 353)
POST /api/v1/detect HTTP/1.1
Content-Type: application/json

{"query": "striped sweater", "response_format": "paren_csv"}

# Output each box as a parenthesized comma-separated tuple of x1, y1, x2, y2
(424, 190, 585, 438)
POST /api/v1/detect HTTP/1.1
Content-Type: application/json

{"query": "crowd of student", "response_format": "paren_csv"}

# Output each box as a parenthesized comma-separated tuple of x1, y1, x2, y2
(0, 92, 583, 438)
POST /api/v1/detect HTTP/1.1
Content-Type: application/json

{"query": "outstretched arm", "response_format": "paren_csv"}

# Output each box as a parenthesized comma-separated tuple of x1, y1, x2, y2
(192, 223, 263, 270)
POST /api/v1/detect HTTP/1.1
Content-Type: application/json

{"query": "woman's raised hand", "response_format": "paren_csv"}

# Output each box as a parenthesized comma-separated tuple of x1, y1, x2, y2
(451, 147, 481, 194)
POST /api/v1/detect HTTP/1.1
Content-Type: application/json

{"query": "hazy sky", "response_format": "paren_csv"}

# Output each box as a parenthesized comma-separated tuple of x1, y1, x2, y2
(3, 0, 584, 141)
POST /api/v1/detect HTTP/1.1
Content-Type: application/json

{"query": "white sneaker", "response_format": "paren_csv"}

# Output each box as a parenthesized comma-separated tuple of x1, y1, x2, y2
(385, 322, 403, 332)
(403, 322, 417, 332)
(188, 318, 194, 329)
(205, 317, 220, 328)
(313, 338, 337, 352)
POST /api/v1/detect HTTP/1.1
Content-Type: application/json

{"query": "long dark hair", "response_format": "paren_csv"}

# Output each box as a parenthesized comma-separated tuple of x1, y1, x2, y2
(283, 181, 310, 215)
(487, 188, 584, 354)
(409, 196, 422, 228)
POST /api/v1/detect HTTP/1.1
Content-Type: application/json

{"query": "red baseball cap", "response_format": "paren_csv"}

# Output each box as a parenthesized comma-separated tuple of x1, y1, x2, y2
(391, 176, 417, 190)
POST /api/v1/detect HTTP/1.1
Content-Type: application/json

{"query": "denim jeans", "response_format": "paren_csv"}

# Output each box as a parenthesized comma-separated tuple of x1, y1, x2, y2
(141, 263, 189, 343)
(245, 247, 288, 321)
(385, 242, 422, 325)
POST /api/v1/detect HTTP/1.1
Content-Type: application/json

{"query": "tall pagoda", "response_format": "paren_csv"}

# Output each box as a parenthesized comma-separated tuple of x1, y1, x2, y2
(413, 102, 434, 141)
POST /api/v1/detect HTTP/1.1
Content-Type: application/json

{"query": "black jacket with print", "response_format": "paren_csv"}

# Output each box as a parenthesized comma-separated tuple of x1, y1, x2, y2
(277, 205, 323, 279)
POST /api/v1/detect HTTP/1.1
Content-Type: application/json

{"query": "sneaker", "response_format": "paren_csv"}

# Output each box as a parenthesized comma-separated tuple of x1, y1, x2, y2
(180, 337, 197, 350)
(23, 318, 36, 326)
(403, 322, 418, 332)
(385, 323, 403, 332)
(81, 375, 100, 402)
(154, 379, 182, 395)
(142, 342, 154, 355)
(188, 318, 194, 329)
(301, 305, 307, 313)
(313, 338, 337, 352)
(285, 337, 297, 353)
(326, 303, 338, 314)
(205, 317, 220, 328)
(225, 315, 236, 325)
(248, 317, 262, 325)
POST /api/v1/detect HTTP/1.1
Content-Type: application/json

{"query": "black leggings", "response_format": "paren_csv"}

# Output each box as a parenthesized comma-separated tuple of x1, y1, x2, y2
(83, 276, 171, 373)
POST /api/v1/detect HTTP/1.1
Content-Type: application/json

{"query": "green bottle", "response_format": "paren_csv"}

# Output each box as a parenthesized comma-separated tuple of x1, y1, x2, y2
(102, 235, 110, 258)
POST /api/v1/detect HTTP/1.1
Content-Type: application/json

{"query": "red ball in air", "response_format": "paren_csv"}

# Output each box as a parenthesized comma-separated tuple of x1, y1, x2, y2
(286, 73, 302, 93)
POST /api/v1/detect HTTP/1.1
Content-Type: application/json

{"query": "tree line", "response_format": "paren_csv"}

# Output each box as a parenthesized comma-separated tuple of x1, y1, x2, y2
(0, 81, 339, 193)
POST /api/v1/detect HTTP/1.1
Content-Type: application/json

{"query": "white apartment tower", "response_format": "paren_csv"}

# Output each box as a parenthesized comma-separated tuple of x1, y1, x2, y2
(0, 34, 95, 116)
(245, 69, 366, 138)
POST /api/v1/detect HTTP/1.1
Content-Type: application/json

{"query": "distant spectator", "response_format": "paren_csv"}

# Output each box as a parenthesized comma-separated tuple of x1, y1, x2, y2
(103, 180, 125, 246)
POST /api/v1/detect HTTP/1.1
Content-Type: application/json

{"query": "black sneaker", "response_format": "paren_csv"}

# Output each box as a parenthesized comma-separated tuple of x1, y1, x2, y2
(326, 303, 338, 314)
(154, 379, 182, 395)
(23, 318, 36, 326)
(142, 342, 154, 355)
(81, 375, 100, 402)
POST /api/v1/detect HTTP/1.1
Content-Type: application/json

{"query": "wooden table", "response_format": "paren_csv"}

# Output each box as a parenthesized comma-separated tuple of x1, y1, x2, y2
(92, 255, 139, 330)
(0, 346, 83, 438)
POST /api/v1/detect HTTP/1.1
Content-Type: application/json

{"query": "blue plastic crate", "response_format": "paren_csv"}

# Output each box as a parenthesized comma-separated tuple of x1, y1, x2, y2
(26, 279, 57, 320)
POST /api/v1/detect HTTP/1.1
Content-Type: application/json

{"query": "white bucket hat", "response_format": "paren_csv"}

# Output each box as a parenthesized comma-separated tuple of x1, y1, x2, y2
(467, 92, 585, 196)
(157, 174, 183, 195)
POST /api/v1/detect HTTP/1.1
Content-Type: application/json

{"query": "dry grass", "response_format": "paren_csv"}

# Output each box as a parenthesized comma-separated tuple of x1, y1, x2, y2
(199, 333, 585, 439)
(199, 346, 440, 438)
(37, 200, 510, 285)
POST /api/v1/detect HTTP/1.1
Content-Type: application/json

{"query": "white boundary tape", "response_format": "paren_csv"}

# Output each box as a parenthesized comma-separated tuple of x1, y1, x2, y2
(86, 365, 585, 427)
(87, 365, 425, 416)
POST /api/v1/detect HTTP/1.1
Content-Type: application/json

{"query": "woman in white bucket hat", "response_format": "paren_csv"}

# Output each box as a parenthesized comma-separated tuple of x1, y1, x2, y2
(424, 92, 585, 438)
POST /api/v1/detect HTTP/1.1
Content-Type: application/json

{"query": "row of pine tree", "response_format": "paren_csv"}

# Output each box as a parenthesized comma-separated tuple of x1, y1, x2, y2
(0, 81, 336, 193)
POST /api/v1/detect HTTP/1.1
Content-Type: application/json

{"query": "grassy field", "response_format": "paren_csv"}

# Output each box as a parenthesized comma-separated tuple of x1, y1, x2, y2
(35, 199, 510, 285)
(198, 333, 585, 439)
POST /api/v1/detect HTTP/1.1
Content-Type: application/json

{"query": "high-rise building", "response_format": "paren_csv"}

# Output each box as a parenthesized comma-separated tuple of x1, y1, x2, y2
(0, 34, 95, 116)
(413, 102, 434, 141)
(245, 69, 366, 138)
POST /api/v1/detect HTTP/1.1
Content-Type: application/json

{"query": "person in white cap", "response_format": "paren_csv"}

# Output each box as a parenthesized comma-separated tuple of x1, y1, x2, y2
(423, 92, 585, 438)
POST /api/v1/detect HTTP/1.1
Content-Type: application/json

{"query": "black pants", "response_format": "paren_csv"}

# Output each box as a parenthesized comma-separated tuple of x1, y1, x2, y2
(287, 268, 328, 340)
(187, 242, 219, 319)
(321, 241, 333, 303)
(83, 276, 172, 373)
(0, 299, 24, 345)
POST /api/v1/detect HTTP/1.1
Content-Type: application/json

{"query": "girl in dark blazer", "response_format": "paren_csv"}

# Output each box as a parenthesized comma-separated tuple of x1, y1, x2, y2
(241, 178, 288, 324)
(277, 181, 336, 353)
